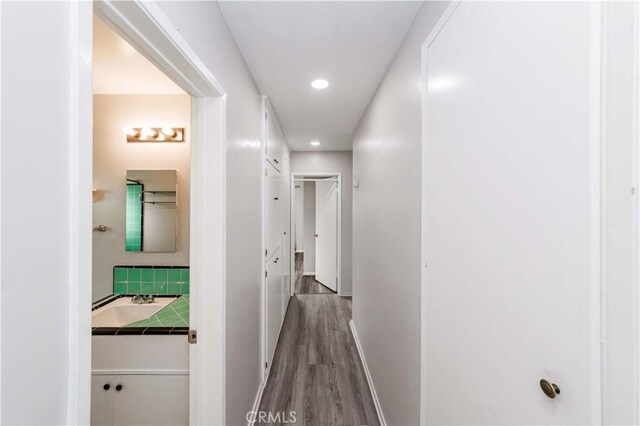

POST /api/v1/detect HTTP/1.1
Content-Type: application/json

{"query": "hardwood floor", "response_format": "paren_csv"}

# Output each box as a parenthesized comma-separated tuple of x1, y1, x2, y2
(258, 295, 379, 425)
(294, 252, 336, 294)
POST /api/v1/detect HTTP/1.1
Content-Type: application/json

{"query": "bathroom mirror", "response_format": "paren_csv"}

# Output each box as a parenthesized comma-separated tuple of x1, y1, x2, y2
(126, 170, 177, 252)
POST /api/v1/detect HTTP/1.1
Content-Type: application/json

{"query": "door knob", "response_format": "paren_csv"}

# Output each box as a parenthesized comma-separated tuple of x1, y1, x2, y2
(539, 379, 560, 399)
(314, 234, 318, 237)
(103, 383, 110, 391)
(115, 384, 123, 392)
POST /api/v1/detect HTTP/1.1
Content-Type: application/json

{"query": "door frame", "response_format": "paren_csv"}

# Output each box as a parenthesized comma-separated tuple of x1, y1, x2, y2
(420, 1, 603, 423)
(69, 2, 227, 424)
(289, 172, 342, 296)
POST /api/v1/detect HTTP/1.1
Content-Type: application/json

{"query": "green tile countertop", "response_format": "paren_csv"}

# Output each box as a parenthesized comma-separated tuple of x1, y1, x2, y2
(125, 295, 189, 328)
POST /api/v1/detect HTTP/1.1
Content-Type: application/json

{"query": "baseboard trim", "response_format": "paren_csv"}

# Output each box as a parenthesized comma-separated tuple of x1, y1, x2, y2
(303, 272, 315, 276)
(349, 319, 387, 426)
(340, 292, 353, 297)
(247, 378, 266, 426)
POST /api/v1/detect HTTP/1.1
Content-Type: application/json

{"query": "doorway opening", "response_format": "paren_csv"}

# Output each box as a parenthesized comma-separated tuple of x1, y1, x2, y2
(71, 2, 227, 424)
(90, 13, 192, 426)
(290, 173, 342, 295)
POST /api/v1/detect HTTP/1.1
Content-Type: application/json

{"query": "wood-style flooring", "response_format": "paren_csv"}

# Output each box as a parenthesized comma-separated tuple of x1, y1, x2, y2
(294, 252, 336, 295)
(258, 294, 379, 425)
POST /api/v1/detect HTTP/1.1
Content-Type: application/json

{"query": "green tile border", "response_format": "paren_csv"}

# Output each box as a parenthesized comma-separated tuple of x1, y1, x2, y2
(113, 266, 189, 295)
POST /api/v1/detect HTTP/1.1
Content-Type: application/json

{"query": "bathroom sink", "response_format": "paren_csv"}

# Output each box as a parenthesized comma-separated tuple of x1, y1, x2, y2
(92, 297, 176, 327)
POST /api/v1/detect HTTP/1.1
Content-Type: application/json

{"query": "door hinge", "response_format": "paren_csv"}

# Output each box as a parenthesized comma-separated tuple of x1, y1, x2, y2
(188, 330, 197, 344)
(265, 270, 268, 278)
(265, 112, 268, 120)
(265, 362, 268, 369)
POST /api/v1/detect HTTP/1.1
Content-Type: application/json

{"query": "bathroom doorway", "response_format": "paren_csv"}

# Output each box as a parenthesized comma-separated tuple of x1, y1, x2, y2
(91, 14, 192, 426)
(290, 173, 342, 295)
(71, 2, 227, 424)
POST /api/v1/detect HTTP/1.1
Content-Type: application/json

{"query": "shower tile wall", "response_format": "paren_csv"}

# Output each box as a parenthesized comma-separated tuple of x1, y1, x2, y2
(125, 184, 143, 251)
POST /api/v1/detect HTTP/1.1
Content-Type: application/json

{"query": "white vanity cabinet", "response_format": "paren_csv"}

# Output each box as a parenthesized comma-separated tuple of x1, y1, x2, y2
(91, 374, 188, 426)
(91, 335, 189, 426)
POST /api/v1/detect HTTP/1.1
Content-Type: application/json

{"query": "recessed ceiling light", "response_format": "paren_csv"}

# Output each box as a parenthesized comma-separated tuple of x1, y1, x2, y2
(311, 79, 329, 90)
(310, 141, 321, 146)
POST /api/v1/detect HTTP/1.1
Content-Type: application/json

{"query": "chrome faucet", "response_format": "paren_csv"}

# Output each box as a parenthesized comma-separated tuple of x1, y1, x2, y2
(130, 294, 156, 304)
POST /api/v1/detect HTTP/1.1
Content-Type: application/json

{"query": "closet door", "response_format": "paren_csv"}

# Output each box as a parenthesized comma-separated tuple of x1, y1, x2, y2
(266, 161, 282, 260)
(265, 248, 283, 367)
(424, 2, 602, 424)
(265, 103, 283, 171)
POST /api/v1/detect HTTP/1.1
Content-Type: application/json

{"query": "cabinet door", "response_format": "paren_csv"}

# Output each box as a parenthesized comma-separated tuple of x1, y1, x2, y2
(265, 105, 283, 171)
(112, 375, 188, 426)
(281, 155, 291, 316)
(91, 375, 114, 426)
(266, 161, 282, 260)
(266, 249, 283, 367)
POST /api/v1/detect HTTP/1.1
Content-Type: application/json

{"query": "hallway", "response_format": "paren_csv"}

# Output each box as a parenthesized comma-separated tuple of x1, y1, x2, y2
(258, 295, 378, 425)
(3, 1, 639, 425)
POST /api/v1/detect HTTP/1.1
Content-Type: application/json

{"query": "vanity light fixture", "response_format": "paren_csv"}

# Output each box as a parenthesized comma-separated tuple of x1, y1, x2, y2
(123, 126, 185, 142)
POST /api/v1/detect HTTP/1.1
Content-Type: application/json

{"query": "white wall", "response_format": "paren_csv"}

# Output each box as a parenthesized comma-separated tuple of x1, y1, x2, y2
(1, 2, 75, 423)
(92, 94, 190, 301)
(291, 151, 353, 294)
(154, 3, 265, 424)
(351, 3, 449, 424)
(602, 2, 638, 424)
(303, 181, 316, 273)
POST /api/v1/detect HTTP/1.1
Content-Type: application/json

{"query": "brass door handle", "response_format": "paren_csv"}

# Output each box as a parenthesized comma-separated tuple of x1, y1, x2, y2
(539, 379, 560, 399)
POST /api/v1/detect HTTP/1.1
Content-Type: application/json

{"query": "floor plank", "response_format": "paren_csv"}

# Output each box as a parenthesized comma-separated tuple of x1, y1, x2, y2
(258, 295, 379, 426)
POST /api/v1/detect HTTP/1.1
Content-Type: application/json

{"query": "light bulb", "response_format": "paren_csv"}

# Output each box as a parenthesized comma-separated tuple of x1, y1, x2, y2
(161, 126, 176, 137)
(141, 127, 158, 138)
(122, 126, 139, 137)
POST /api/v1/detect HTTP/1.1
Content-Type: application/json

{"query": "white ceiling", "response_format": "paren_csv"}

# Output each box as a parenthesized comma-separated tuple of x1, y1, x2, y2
(93, 17, 185, 95)
(219, 1, 422, 151)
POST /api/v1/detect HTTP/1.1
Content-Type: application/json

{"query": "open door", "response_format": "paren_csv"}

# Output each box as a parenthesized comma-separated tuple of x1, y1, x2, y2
(315, 179, 338, 291)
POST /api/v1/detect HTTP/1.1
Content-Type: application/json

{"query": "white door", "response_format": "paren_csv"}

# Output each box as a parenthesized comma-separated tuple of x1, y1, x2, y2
(424, 2, 601, 424)
(266, 248, 283, 367)
(265, 102, 283, 170)
(266, 162, 282, 259)
(315, 179, 338, 291)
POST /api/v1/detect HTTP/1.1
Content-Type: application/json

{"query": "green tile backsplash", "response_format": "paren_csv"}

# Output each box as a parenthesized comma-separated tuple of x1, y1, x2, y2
(113, 266, 189, 295)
